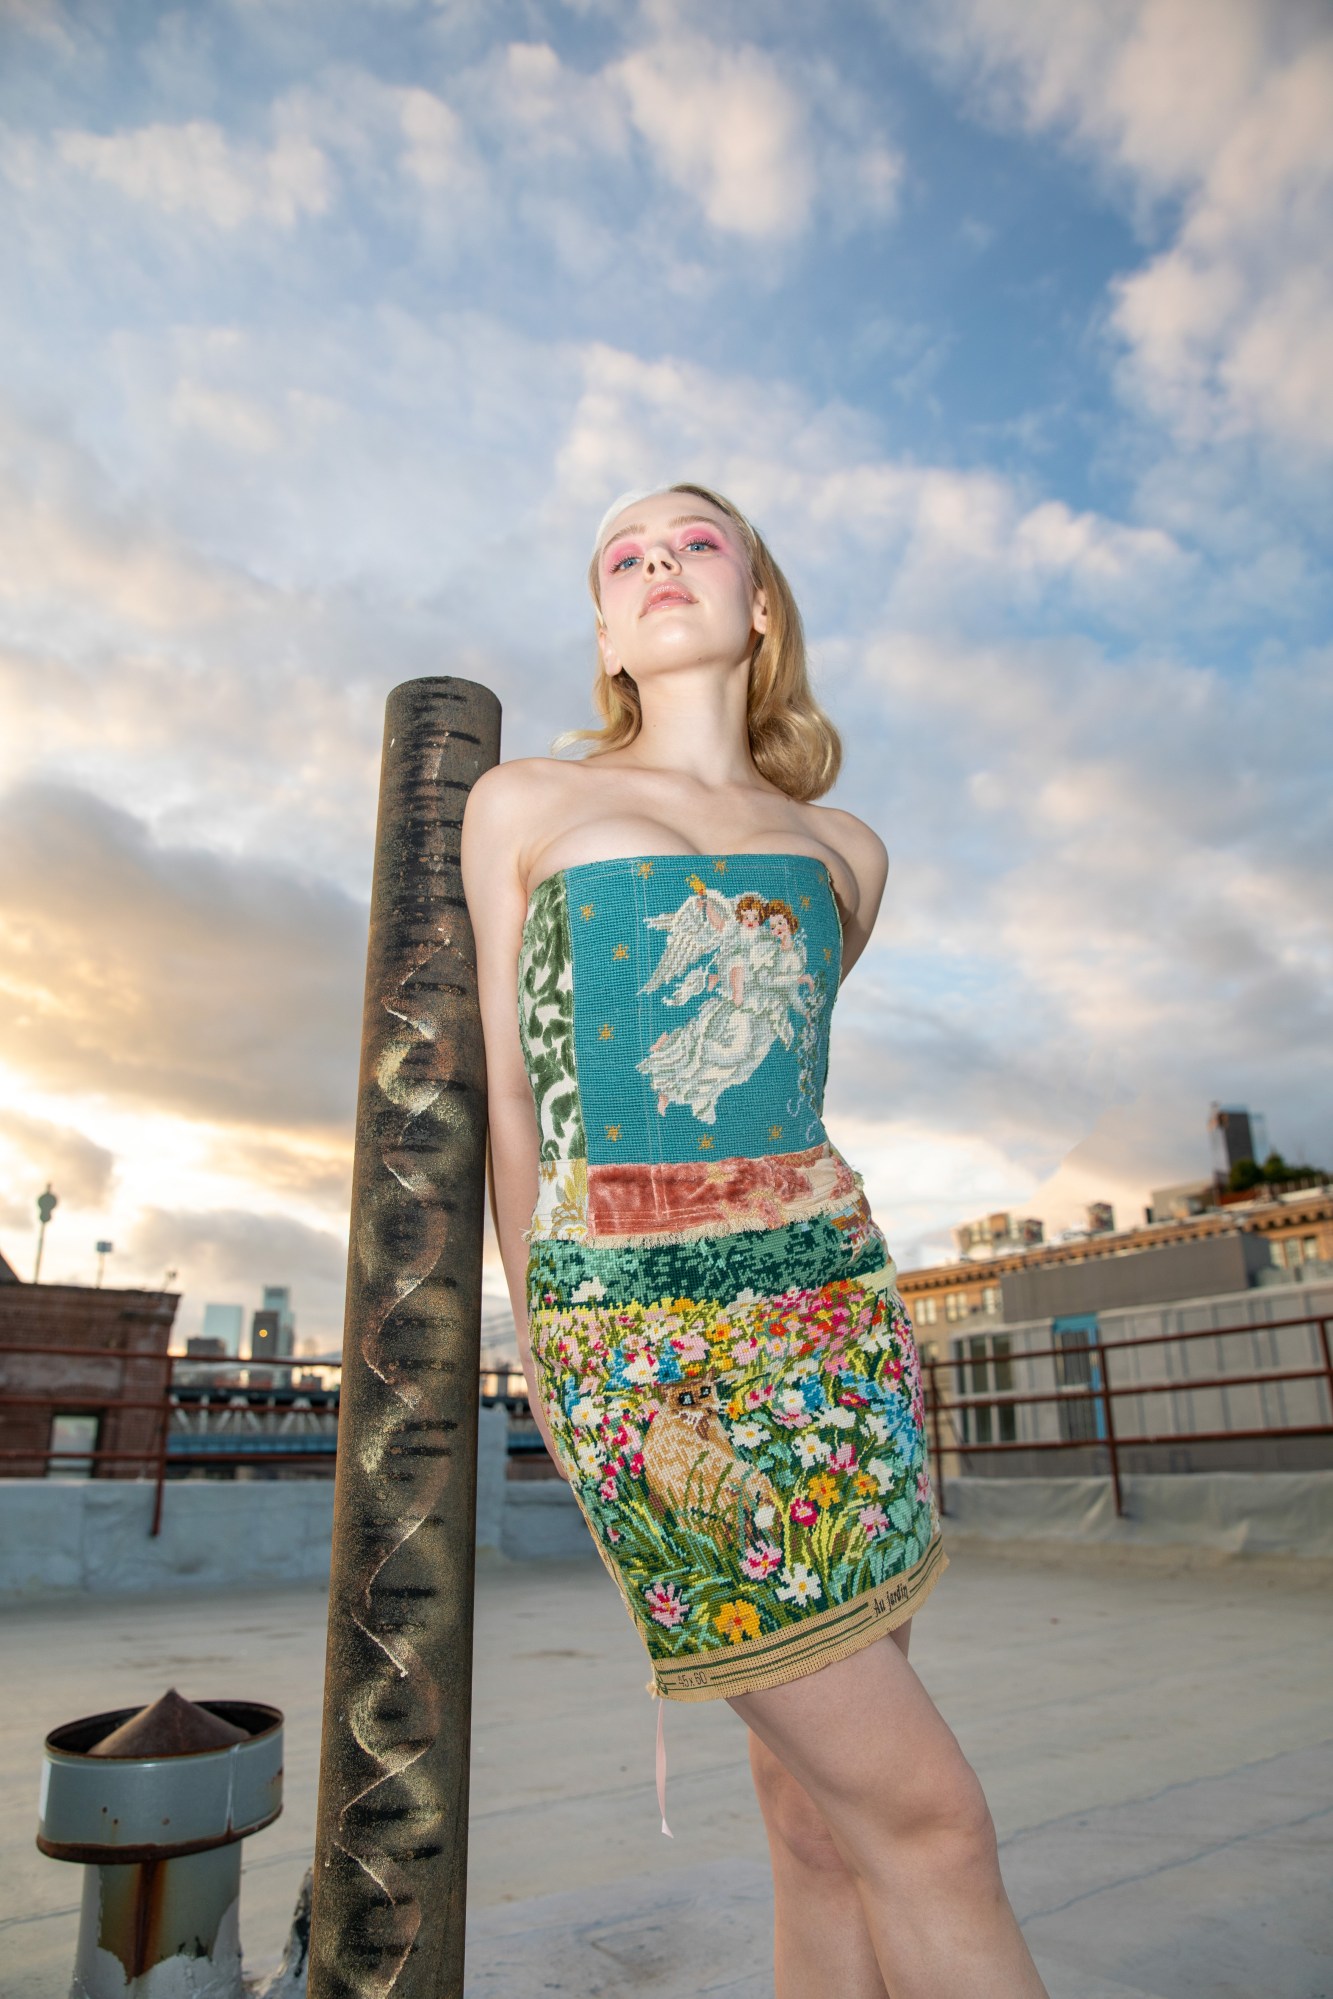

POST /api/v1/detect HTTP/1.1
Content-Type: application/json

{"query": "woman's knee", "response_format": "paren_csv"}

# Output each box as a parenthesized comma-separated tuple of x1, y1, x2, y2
(892, 1751, 1000, 1883)
(749, 1736, 852, 1876)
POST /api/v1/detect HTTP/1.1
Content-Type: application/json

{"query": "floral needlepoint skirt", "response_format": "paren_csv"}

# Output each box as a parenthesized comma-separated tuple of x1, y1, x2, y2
(527, 1235, 948, 1702)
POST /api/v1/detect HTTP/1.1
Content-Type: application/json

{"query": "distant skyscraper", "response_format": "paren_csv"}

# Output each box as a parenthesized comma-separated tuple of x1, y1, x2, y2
(250, 1309, 285, 1363)
(1209, 1105, 1258, 1176)
(260, 1285, 295, 1357)
(201, 1302, 244, 1356)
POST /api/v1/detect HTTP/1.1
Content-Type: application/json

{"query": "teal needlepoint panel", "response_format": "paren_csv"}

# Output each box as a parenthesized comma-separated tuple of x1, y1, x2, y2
(565, 852, 842, 1169)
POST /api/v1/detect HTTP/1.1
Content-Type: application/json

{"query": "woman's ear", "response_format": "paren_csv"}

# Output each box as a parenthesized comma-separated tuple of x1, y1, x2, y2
(598, 624, 623, 677)
(752, 588, 769, 637)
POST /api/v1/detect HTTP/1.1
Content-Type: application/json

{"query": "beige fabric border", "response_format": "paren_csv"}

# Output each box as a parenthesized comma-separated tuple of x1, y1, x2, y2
(650, 1529, 949, 1704)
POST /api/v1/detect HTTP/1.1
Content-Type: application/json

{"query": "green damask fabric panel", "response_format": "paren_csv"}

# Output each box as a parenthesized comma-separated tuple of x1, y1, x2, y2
(528, 1210, 893, 1309)
(517, 872, 587, 1162)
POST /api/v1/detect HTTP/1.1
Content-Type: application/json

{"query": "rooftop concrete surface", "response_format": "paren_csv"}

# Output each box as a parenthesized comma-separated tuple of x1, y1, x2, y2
(2, 1538, 1329, 1997)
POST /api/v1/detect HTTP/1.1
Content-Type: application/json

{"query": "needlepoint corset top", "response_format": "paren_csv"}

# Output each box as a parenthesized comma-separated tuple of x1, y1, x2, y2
(517, 851, 947, 1703)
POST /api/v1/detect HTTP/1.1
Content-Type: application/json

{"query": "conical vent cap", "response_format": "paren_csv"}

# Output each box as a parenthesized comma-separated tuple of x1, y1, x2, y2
(89, 1689, 248, 1759)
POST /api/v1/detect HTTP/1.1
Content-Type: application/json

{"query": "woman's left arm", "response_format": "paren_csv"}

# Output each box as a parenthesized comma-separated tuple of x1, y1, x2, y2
(820, 809, 889, 982)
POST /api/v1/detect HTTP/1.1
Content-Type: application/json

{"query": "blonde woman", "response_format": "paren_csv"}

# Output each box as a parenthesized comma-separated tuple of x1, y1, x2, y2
(461, 483, 1049, 1999)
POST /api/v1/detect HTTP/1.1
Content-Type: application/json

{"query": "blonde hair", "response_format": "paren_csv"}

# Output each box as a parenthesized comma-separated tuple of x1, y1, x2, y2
(555, 481, 841, 803)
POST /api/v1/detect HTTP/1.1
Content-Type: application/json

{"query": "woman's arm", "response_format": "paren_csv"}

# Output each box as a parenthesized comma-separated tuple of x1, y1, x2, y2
(813, 806, 889, 981)
(460, 763, 569, 1475)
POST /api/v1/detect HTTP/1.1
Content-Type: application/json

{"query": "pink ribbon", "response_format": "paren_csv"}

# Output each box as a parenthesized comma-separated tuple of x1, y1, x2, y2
(655, 1699, 673, 1838)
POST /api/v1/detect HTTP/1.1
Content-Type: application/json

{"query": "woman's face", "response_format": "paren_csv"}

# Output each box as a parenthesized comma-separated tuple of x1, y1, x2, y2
(768, 912, 792, 946)
(594, 491, 767, 685)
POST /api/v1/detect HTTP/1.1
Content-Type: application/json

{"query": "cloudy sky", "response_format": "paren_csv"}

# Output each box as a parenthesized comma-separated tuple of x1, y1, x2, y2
(1, 0, 1330, 1350)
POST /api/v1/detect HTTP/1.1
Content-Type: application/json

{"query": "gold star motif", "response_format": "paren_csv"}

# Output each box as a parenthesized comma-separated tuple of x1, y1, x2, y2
(637, 861, 654, 878)
(713, 857, 727, 872)
(612, 943, 629, 961)
(824, 946, 832, 961)
(800, 894, 810, 909)
(580, 903, 594, 920)
(769, 1124, 783, 1140)
(605, 1124, 621, 1142)
(598, 1022, 614, 1040)
(699, 1136, 715, 1150)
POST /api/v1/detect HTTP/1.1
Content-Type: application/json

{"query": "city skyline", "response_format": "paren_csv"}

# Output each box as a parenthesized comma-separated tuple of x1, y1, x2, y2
(0, 0, 1329, 1348)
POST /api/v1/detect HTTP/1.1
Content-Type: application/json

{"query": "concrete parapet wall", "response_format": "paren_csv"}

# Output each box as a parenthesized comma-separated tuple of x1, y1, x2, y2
(942, 1470, 1333, 1559)
(500, 1478, 596, 1563)
(4, 1460, 1331, 1600)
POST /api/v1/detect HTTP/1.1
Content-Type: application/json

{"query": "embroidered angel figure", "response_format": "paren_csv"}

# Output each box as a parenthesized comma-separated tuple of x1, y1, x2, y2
(636, 877, 816, 1123)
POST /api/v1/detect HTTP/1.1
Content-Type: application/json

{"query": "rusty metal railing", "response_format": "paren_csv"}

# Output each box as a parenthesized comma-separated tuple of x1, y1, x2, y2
(7, 1313, 1330, 1532)
(923, 1310, 1333, 1517)
(0, 1345, 534, 1538)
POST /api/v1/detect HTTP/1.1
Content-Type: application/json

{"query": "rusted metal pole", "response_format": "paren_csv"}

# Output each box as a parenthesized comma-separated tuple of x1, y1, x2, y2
(309, 677, 500, 1999)
(926, 1356, 947, 1518)
(1099, 1345, 1124, 1517)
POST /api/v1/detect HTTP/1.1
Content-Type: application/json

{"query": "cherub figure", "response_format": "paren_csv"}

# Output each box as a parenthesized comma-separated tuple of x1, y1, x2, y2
(636, 880, 817, 1123)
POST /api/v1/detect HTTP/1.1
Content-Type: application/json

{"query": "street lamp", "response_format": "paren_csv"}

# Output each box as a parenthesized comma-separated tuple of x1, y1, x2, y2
(94, 1241, 114, 1288)
(34, 1185, 58, 1283)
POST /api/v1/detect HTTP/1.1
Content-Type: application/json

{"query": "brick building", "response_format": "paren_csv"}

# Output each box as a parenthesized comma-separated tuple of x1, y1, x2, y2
(0, 1266, 180, 1479)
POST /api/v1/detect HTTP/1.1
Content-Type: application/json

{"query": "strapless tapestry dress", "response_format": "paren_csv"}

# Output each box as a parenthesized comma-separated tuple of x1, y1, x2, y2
(518, 852, 948, 1702)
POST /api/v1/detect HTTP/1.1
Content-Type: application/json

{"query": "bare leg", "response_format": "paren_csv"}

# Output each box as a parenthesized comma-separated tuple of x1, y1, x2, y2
(730, 1623, 1048, 1999)
(750, 1731, 889, 1999)
(748, 1622, 914, 1998)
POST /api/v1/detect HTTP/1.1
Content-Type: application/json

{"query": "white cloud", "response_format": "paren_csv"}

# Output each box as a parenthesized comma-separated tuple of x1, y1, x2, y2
(894, 0, 1333, 453)
(551, 346, 1187, 627)
(0, 782, 366, 1131)
(0, 1108, 115, 1219)
(57, 114, 335, 229)
(611, 37, 817, 238)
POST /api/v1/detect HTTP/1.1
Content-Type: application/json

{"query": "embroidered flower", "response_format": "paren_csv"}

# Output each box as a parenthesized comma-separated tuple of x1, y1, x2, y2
(794, 1433, 831, 1467)
(775, 1387, 817, 1429)
(829, 1442, 858, 1471)
(859, 1504, 890, 1540)
(823, 1404, 857, 1429)
(789, 1496, 818, 1527)
(716, 1600, 761, 1644)
(730, 1420, 765, 1449)
(806, 1472, 839, 1508)
(864, 1457, 895, 1493)
(607, 1526, 621, 1543)
(740, 1539, 782, 1580)
(671, 1330, 708, 1363)
(754, 1503, 777, 1529)
(917, 1468, 933, 1502)
(570, 1396, 600, 1431)
(599, 1475, 618, 1501)
(574, 1439, 604, 1478)
(730, 1334, 761, 1364)
(776, 1564, 823, 1606)
(643, 1581, 689, 1628)
(854, 1471, 878, 1497)
(622, 1351, 656, 1385)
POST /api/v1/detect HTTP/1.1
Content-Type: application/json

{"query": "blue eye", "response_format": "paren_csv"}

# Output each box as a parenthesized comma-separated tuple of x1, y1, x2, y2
(684, 535, 718, 552)
(609, 550, 640, 572)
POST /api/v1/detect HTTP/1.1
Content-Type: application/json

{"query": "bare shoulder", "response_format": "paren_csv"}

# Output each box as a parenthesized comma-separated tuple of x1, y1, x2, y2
(802, 801, 889, 922)
(464, 756, 572, 871)
(464, 755, 563, 831)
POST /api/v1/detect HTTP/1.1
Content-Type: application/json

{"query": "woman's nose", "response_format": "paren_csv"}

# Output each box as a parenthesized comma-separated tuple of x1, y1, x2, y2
(644, 541, 681, 574)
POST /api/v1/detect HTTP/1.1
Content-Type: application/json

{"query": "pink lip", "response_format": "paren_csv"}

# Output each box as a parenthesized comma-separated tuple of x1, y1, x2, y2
(641, 583, 695, 615)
